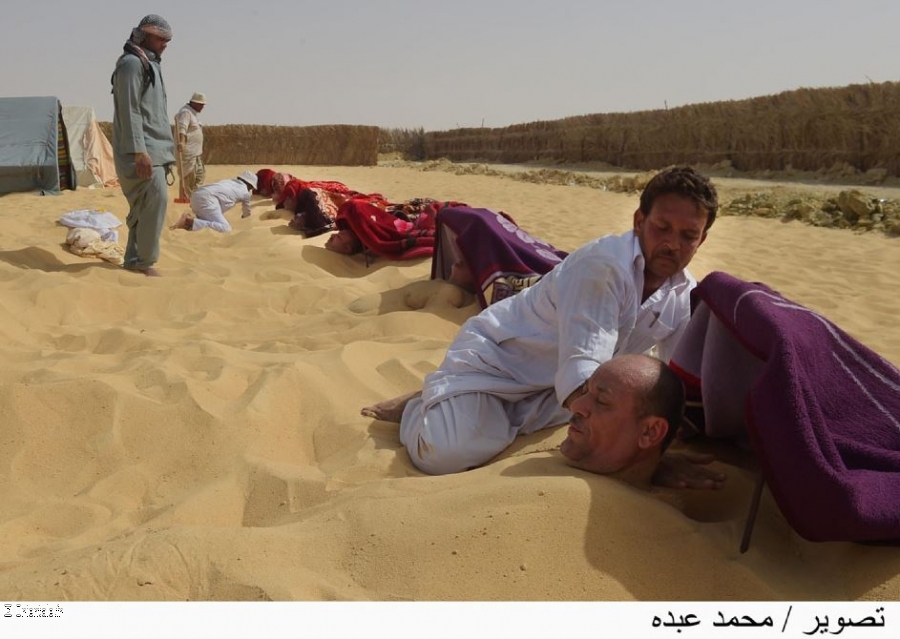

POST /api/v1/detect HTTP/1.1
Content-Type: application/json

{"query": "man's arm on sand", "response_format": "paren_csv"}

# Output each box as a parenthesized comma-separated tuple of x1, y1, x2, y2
(653, 451, 726, 489)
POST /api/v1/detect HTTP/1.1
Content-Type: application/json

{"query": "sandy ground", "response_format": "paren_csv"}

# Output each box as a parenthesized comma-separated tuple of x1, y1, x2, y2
(0, 163, 897, 601)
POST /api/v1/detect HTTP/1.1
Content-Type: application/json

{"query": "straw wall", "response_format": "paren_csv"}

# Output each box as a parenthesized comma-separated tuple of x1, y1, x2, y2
(96, 81, 900, 174)
(97, 123, 379, 166)
(420, 82, 900, 175)
(202, 125, 378, 165)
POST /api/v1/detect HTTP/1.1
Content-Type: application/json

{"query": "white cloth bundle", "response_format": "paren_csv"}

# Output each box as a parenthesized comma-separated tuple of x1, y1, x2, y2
(65, 227, 125, 266)
(59, 209, 123, 243)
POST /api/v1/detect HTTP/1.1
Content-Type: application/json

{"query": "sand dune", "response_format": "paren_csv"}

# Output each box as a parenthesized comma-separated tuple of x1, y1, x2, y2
(0, 164, 897, 601)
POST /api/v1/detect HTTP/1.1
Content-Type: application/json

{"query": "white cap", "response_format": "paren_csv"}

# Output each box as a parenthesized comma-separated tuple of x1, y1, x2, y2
(190, 92, 207, 105)
(237, 170, 258, 191)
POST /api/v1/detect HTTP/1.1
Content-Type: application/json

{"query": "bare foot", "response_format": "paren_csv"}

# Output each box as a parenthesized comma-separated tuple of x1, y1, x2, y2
(170, 211, 194, 230)
(360, 390, 421, 422)
(124, 266, 161, 277)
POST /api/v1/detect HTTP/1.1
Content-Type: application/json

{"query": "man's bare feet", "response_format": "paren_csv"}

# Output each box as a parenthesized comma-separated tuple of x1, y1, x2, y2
(170, 211, 194, 230)
(124, 266, 161, 277)
(360, 390, 421, 423)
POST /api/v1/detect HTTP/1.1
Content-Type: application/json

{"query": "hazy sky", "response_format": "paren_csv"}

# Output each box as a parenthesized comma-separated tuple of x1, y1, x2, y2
(4, 1, 899, 131)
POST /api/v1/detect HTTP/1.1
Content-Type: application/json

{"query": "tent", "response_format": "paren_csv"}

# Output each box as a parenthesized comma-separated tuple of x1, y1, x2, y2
(0, 96, 76, 195)
(61, 105, 118, 188)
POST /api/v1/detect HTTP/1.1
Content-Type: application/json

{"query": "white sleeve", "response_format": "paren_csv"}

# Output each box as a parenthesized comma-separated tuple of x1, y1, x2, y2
(554, 255, 629, 404)
(174, 109, 188, 136)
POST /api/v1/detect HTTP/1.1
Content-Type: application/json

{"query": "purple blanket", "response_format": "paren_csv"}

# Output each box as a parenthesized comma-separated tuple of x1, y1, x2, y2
(431, 206, 568, 308)
(670, 271, 900, 543)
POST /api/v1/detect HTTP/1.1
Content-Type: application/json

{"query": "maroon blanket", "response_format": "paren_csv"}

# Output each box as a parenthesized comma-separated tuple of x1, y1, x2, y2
(670, 271, 900, 542)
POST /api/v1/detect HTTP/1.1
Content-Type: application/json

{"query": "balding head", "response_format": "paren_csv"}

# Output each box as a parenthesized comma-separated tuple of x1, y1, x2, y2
(560, 355, 685, 477)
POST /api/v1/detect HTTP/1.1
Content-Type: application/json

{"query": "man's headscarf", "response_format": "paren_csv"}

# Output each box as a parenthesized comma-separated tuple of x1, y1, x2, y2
(132, 14, 173, 43)
(115, 14, 173, 90)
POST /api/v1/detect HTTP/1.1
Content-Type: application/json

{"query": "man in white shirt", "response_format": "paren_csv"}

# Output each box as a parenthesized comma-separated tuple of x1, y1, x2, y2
(175, 92, 206, 197)
(362, 166, 720, 482)
(170, 171, 257, 233)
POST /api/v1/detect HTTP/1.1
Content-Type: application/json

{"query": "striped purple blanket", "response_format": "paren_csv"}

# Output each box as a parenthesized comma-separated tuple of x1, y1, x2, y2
(431, 206, 568, 308)
(670, 271, 900, 542)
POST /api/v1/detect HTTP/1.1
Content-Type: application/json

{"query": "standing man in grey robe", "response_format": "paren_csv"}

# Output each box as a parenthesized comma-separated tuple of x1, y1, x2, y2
(111, 14, 176, 277)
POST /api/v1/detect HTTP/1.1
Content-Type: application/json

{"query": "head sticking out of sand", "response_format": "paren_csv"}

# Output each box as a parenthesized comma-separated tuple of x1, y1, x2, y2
(560, 354, 684, 485)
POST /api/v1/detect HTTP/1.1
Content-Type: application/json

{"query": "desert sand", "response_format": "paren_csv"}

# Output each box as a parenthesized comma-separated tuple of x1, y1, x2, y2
(0, 163, 897, 602)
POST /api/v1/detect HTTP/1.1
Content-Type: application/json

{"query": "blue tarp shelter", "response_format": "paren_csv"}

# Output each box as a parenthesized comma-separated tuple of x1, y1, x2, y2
(0, 96, 76, 195)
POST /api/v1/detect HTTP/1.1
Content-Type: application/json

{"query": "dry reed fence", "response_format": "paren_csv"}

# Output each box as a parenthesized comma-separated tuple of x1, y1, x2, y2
(417, 82, 900, 176)
(97, 123, 379, 166)
(96, 81, 900, 175)
(203, 125, 378, 165)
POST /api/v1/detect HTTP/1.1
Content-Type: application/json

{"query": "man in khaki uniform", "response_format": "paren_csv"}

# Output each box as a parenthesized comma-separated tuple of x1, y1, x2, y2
(175, 92, 206, 197)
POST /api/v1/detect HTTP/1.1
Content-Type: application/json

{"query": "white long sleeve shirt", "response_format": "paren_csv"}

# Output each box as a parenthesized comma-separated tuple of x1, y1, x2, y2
(421, 230, 696, 410)
(193, 179, 252, 218)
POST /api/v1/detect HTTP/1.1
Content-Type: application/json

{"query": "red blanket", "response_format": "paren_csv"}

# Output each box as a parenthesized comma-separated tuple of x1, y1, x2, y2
(335, 199, 450, 260)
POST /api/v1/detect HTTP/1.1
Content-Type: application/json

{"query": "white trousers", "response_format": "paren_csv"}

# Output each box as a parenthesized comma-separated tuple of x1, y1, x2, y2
(399, 390, 570, 475)
(190, 192, 230, 233)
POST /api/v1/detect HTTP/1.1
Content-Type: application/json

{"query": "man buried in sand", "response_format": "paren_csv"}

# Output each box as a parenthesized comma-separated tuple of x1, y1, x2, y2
(171, 171, 257, 233)
(362, 166, 724, 487)
(560, 353, 684, 486)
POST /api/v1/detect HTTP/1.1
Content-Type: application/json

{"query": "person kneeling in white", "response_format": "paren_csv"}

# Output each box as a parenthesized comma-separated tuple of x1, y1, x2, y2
(171, 170, 257, 233)
(361, 166, 727, 489)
